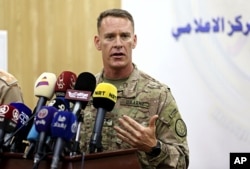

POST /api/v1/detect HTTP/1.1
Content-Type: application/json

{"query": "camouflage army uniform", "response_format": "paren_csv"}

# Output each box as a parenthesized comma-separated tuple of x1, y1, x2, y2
(80, 65, 189, 169)
(0, 70, 24, 104)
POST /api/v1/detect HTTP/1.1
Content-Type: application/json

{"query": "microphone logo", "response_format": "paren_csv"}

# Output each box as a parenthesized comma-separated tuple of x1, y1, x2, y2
(65, 89, 91, 101)
(35, 76, 49, 87)
(0, 105, 9, 116)
(19, 112, 30, 125)
(58, 115, 66, 122)
(37, 108, 48, 119)
(12, 109, 19, 122)
(56, 74, 65, 90)
(35, 108, 49, 126)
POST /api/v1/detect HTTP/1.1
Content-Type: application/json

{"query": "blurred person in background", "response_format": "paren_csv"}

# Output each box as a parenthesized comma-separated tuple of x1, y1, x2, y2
(0, 69, 24, 104)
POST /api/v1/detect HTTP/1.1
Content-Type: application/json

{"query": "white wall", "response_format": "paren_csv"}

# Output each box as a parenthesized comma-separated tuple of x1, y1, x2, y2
(0, 30, 8, 71)
(122, 1, 250, 168)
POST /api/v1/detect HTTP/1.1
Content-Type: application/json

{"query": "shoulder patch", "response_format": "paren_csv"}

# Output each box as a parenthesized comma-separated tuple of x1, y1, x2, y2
(175, 119, 187, 137)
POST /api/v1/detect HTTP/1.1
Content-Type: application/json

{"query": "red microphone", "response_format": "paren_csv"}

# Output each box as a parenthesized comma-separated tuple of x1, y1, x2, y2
(0, 104, 19, 148)
(54, 71, 77, 97)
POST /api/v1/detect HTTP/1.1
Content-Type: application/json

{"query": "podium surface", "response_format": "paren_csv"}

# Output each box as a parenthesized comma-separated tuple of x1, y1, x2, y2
(0, 148, 142, 169)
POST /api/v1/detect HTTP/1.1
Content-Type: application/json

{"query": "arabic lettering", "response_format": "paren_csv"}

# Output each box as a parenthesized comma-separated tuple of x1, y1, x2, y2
(172, 15, 250, 40)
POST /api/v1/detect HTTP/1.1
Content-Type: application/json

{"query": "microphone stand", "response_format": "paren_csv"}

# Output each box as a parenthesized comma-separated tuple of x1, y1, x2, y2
(70, 115, 83, 156)
(89, 135, 103, 154)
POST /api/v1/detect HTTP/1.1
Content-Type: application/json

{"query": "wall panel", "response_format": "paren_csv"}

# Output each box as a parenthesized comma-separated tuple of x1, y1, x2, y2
(0, 0, 121, 108)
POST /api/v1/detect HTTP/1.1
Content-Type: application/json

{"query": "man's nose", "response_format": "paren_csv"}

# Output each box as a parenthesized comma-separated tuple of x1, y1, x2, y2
(114, 37, 123, 48)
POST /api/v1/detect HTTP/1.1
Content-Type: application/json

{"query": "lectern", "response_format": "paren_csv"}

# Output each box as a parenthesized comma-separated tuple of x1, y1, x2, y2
(0, 148, 142, 169)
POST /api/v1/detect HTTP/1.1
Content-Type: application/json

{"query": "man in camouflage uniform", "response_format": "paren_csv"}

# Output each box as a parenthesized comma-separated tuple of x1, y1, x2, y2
(80, 9, 189, 169)
(0, 69, 24, 104)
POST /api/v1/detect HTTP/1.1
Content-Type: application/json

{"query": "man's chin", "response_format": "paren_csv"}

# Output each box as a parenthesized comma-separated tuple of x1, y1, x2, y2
(111, 61, 127, 69)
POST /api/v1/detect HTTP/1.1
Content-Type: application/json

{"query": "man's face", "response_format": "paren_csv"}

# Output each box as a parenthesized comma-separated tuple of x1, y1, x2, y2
(94, 16, 137, 70)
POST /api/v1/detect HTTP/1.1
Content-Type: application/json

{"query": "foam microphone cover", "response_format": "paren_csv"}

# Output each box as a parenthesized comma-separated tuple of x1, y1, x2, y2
(47, 97, 70, 111)
(8, 103, 32, 152)
(27, 125, 39, 141)
(35, 106, 57, 134)
(51, 111, 77, 141)
(54, 71, 77, 97)
(34, 72, 57, 99)
(10, 102, 32, 130)
(92, 82, 117, 111)
(0, 104, 19, 133)
(72, 72, 96, 105)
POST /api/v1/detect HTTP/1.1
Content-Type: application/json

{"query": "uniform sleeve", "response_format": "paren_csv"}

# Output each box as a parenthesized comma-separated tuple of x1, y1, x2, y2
(147, 87, 189, 169)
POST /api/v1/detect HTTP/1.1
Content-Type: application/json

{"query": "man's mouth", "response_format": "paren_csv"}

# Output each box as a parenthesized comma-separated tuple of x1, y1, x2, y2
(111, 52, 124, 57)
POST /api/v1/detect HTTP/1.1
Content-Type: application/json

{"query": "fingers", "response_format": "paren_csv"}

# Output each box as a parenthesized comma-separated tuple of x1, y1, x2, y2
(114, 115, 158, 142)
(114, 115, 141, 140)
(114, 126, 135, 146)
(121, 115, 141, 130)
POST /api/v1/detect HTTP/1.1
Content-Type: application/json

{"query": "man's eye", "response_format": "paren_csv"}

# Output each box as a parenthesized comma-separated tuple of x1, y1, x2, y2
(106, 35, 114, 40)
(121, 34, 130, 39)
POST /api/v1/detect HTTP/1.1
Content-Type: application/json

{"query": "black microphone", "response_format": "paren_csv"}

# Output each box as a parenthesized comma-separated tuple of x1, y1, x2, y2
(65, 72, 96, 117)
(50, 110, 77, 169)
(89, 82, 117, 153)
(65, 72, 96, 155)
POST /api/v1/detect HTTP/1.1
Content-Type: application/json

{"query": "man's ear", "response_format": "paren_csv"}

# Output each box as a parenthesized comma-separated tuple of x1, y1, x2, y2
(94, 35, 101, 50)
(132, 34, 137, 49)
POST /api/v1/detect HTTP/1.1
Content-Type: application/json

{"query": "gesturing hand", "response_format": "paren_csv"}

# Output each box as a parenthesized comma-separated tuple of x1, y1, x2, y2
(114, 114, 159, 152)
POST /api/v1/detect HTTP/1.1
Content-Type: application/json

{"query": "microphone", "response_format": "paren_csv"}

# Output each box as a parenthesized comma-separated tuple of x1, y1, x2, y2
(24, 72, 57, 158)
(4, 102, 32, 152)
(89, 82, 117, 153)
(54, 71, 77, 98)
(33, 106, 58, 166)
(65, 72, 96, 155)
(50, 111, 77, 169)
(0, 104, 19, 152)
(47, 97, 70, 112)
(65, 72, 96, 117)
(33, 72, 57, 114)
(45, 97, 71, 152)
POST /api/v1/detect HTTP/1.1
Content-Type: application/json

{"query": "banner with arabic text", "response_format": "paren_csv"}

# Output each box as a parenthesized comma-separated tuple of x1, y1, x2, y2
(122, 1, 250, 168)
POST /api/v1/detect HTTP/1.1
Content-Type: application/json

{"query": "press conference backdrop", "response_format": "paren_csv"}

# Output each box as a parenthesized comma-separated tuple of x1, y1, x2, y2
(122, 0, 250, 169)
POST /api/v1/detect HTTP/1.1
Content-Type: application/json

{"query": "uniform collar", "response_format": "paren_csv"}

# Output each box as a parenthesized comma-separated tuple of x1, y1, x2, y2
(96, 64, 139, 98)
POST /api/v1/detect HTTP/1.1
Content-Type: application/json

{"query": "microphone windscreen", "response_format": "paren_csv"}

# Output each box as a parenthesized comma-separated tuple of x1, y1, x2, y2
(10, 102, 32, 129)
(34, 72, 57, 99)
(35, 106, 57, 133)
(74, 72, 96, 92)
(92, 83, 117, 111)
(47, 97, 70, 111)
(54, 71, 77, 97)
(65, 72, 96, 108)
(51, 111, 77, 141)
(0, 104, 19, 133)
